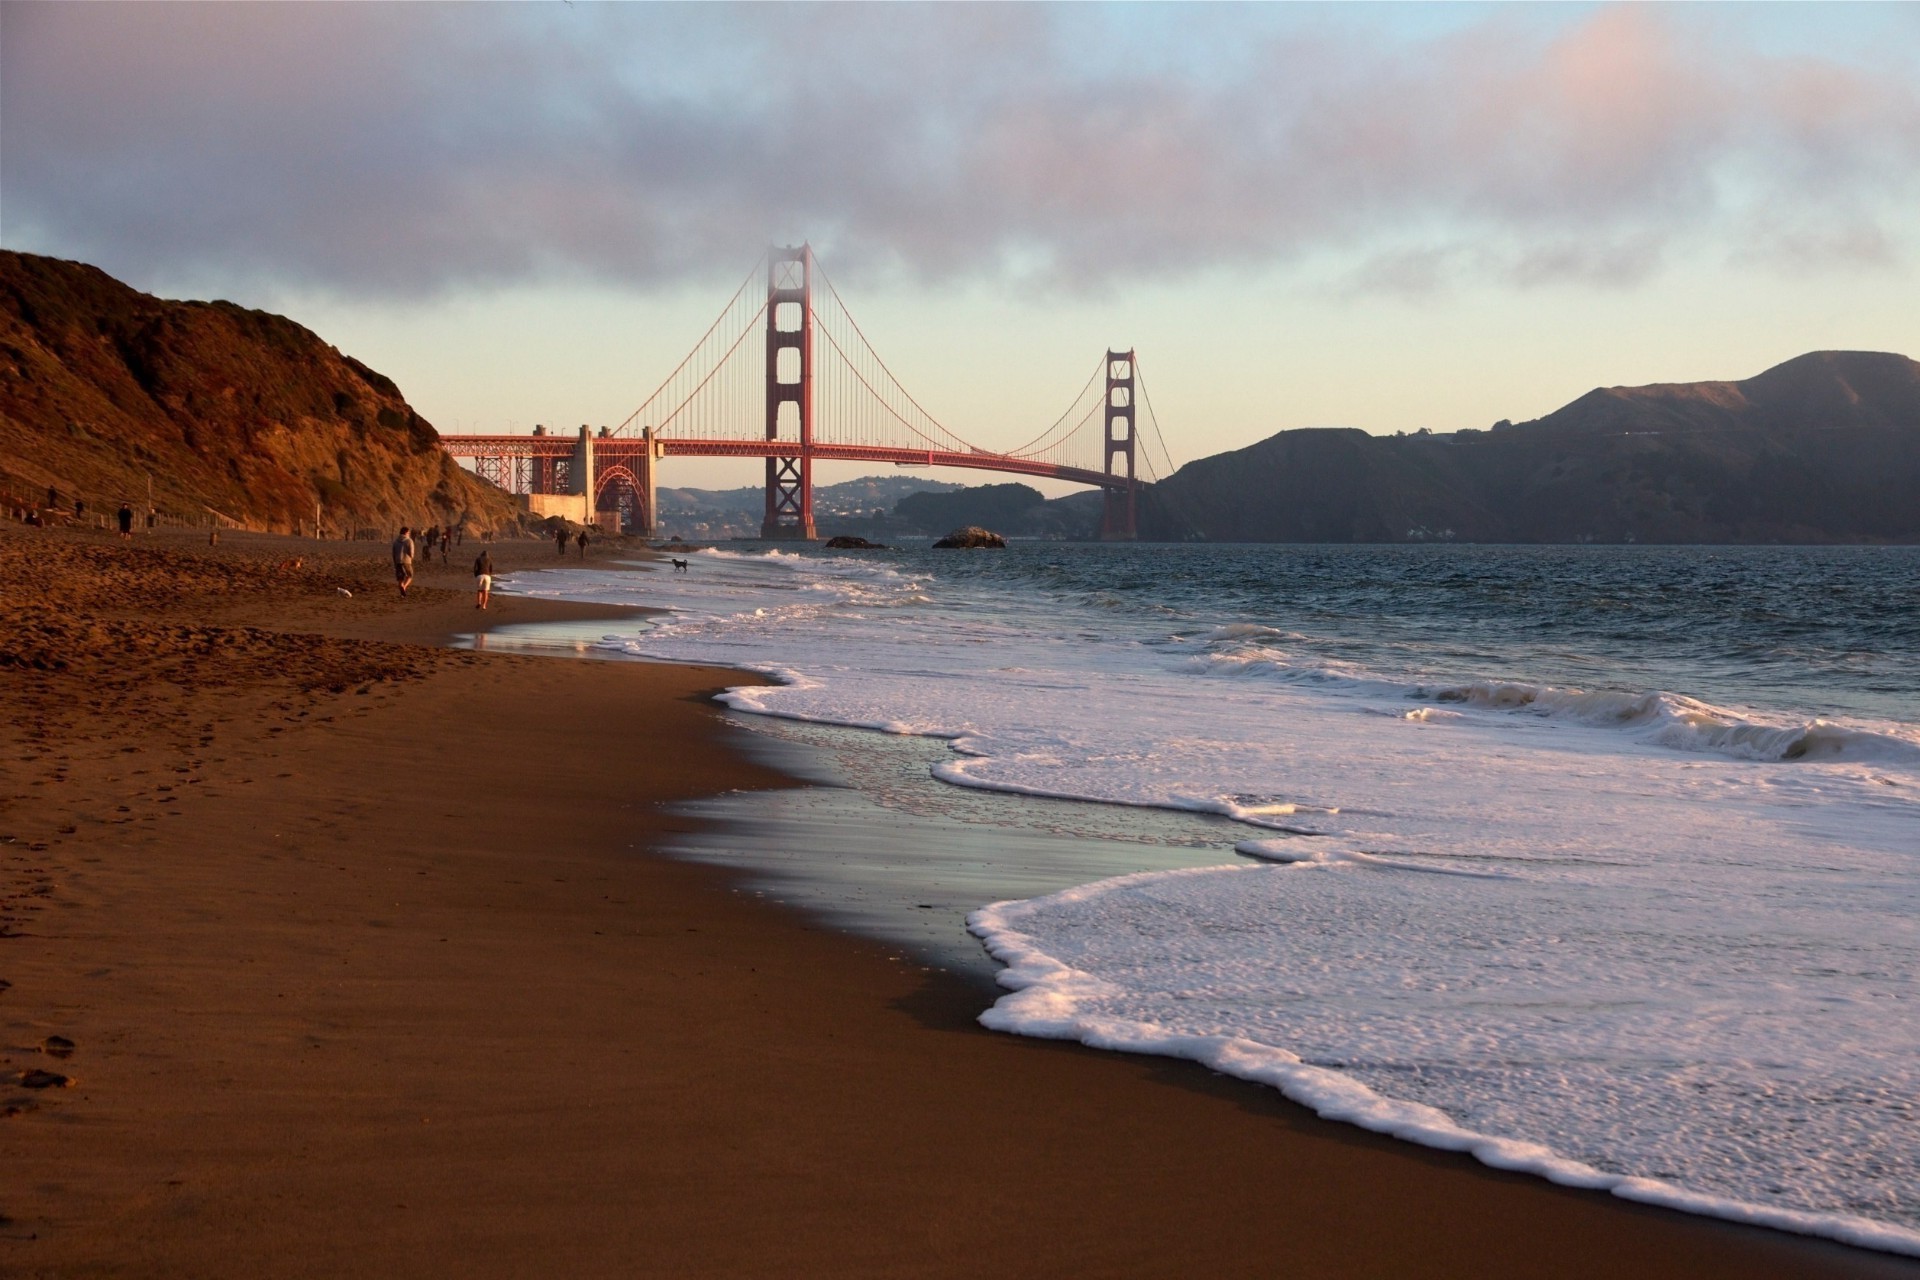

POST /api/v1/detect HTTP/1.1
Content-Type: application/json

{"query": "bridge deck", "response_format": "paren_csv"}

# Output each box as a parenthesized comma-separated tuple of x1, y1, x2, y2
(437, 436, 1123, 491)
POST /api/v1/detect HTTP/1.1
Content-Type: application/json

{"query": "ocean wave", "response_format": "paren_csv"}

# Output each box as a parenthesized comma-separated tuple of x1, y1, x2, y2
(544, 549, 1920, 1256)
(969, 874, 1920, 1260)
(1423, 681, 1920, 765)
(928, 758, 1354, 842)
(1173, 614, 1920, 767)
(1181, 647, 1385, 691)
(704, 545, 926, 587)
(710, 665, 955, 738)
(1234, 840, 1520, 878)
(1193, 622, 1308, 645)
(695, 546, 793, 562)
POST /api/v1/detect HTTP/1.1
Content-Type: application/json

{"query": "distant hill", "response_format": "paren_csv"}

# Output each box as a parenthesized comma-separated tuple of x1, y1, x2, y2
(653, 474, 1102, 541)
(0, 251, 519, 535)
(891, 482, 1098, 539)
(655, 475, 966, 540)
(1140, 352, 1920, 543)
(1525, 351, 1920, 437)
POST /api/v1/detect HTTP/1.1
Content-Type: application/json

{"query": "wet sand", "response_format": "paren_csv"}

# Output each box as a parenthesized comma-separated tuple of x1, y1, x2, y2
(2, 522, 1911, 1277)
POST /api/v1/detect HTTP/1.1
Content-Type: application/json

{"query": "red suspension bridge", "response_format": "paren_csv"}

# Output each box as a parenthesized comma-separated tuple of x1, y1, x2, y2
(438, 244, 1175, 539)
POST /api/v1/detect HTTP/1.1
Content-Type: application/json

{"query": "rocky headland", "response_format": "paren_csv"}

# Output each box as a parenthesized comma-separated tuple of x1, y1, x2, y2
(0, 251, 519, 536)
(1140, 351, 1920, 544)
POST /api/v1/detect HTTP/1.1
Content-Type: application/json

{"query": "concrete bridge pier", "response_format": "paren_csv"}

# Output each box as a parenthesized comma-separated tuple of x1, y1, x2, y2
(572, 425, 595, 508)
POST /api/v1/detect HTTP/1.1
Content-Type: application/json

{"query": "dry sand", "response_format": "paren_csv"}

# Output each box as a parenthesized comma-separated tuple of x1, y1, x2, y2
(2, 523, 1911, 1278)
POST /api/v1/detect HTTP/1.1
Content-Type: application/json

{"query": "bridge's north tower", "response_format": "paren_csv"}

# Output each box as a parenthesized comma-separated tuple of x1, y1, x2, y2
(763, 244, 817, 539)
(1100, 349, 1138, 541)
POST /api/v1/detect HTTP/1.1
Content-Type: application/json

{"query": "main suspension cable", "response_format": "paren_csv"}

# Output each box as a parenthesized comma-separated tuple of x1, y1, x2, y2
(613, 252, 767, 436)
(1004, 354, 1106, 458)
(1133, 357, 1179, 482)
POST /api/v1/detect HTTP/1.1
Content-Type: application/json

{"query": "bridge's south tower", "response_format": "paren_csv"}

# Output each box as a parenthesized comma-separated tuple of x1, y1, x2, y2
(763, 244, 817, 539)
(1100, 349, 1138, 540)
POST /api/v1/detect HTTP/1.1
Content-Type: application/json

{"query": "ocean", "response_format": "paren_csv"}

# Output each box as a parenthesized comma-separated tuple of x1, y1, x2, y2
(502, 541, 1920, 1256)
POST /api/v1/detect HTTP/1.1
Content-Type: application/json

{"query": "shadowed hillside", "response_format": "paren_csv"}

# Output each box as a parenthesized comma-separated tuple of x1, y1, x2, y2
(1141, 352, 1920, 544)
(0, 251, 520, 535)
(890, 482, 1100, 539)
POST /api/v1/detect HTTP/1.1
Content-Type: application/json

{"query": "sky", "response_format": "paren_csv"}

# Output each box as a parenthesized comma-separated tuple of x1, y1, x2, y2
(4, 1, 1919, 493)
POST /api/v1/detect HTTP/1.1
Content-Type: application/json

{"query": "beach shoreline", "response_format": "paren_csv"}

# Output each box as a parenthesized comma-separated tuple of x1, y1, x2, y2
(3, 522, 1911, 1277)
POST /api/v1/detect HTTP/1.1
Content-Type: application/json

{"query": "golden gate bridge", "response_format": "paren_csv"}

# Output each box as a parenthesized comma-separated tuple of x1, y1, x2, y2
(438, 244, 1176, 539)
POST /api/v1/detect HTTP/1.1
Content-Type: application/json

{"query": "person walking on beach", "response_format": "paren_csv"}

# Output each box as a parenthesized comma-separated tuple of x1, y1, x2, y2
(439, 526, 452, 564)
(117, 502, 133, 539)
(576, 529, 589, 559)
(473, 549, 494, 610)
(556, 526, 568, 556)
(391, 525, 416, 598)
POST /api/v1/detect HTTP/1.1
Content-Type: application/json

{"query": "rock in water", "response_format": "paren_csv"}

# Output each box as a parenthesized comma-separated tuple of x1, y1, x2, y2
(823, 535, 890, 550)
(932, 525, 1007, 549)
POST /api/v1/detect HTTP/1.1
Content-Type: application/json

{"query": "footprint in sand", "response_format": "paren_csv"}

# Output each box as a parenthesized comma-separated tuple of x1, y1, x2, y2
(18, 1069, 72, 1089)
(42, 1036, 74, 1058)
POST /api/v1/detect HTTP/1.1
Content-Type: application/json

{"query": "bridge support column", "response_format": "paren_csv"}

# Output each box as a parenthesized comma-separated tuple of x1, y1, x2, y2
(1100, 349, 1138, 541)
(762, 244, 817, 540)
(640, 427, 659, 539)
(573, 425, 595, 507)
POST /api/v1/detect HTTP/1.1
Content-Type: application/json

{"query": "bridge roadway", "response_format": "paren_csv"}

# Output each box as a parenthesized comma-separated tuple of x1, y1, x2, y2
(651, 439, 1117, 490)
(435, 434, 1122, 492)
(436, 430, 1136, 538)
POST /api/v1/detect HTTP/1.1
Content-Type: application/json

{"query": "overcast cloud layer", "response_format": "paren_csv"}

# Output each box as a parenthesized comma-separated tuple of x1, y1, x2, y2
(4, 2, 1918, 300)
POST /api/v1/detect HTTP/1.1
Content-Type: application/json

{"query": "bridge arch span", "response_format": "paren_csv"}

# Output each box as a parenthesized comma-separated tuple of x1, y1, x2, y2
(594, 463, 647, 533)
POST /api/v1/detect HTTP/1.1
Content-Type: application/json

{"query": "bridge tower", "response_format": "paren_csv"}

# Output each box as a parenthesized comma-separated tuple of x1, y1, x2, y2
(1100, 349, 1138, 540)
(762, 244, 817, 539)
(640, 426, 659, 538)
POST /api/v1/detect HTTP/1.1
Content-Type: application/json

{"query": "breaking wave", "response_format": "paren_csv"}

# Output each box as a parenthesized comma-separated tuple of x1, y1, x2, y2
(1180, 626, 1920, 765)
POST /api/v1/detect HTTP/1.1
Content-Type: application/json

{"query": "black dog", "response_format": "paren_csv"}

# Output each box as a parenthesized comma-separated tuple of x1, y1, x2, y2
(671, 557, 689, 573)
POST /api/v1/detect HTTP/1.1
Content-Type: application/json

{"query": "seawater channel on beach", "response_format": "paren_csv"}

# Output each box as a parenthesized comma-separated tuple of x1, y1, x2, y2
(457, 617, 1251, 985)
(676, 714, 1254, 983)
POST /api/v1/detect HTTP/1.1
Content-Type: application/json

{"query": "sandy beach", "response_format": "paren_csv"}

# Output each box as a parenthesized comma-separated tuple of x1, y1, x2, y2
(2, 523, 1911, 1278)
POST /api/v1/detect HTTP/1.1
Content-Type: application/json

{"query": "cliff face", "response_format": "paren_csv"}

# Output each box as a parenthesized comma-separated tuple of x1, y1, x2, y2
(0, 251, 518, 534)
(1141, 352, 1920, 543)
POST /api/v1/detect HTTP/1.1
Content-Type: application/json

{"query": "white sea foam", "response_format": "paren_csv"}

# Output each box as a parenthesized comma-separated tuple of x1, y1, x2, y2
(969, 866, 1920, 1257)
(508, 547, 1920, 1253)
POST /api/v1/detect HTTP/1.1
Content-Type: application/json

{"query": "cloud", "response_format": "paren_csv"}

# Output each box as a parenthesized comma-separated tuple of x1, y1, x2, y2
(3, 2, 1916, 301)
